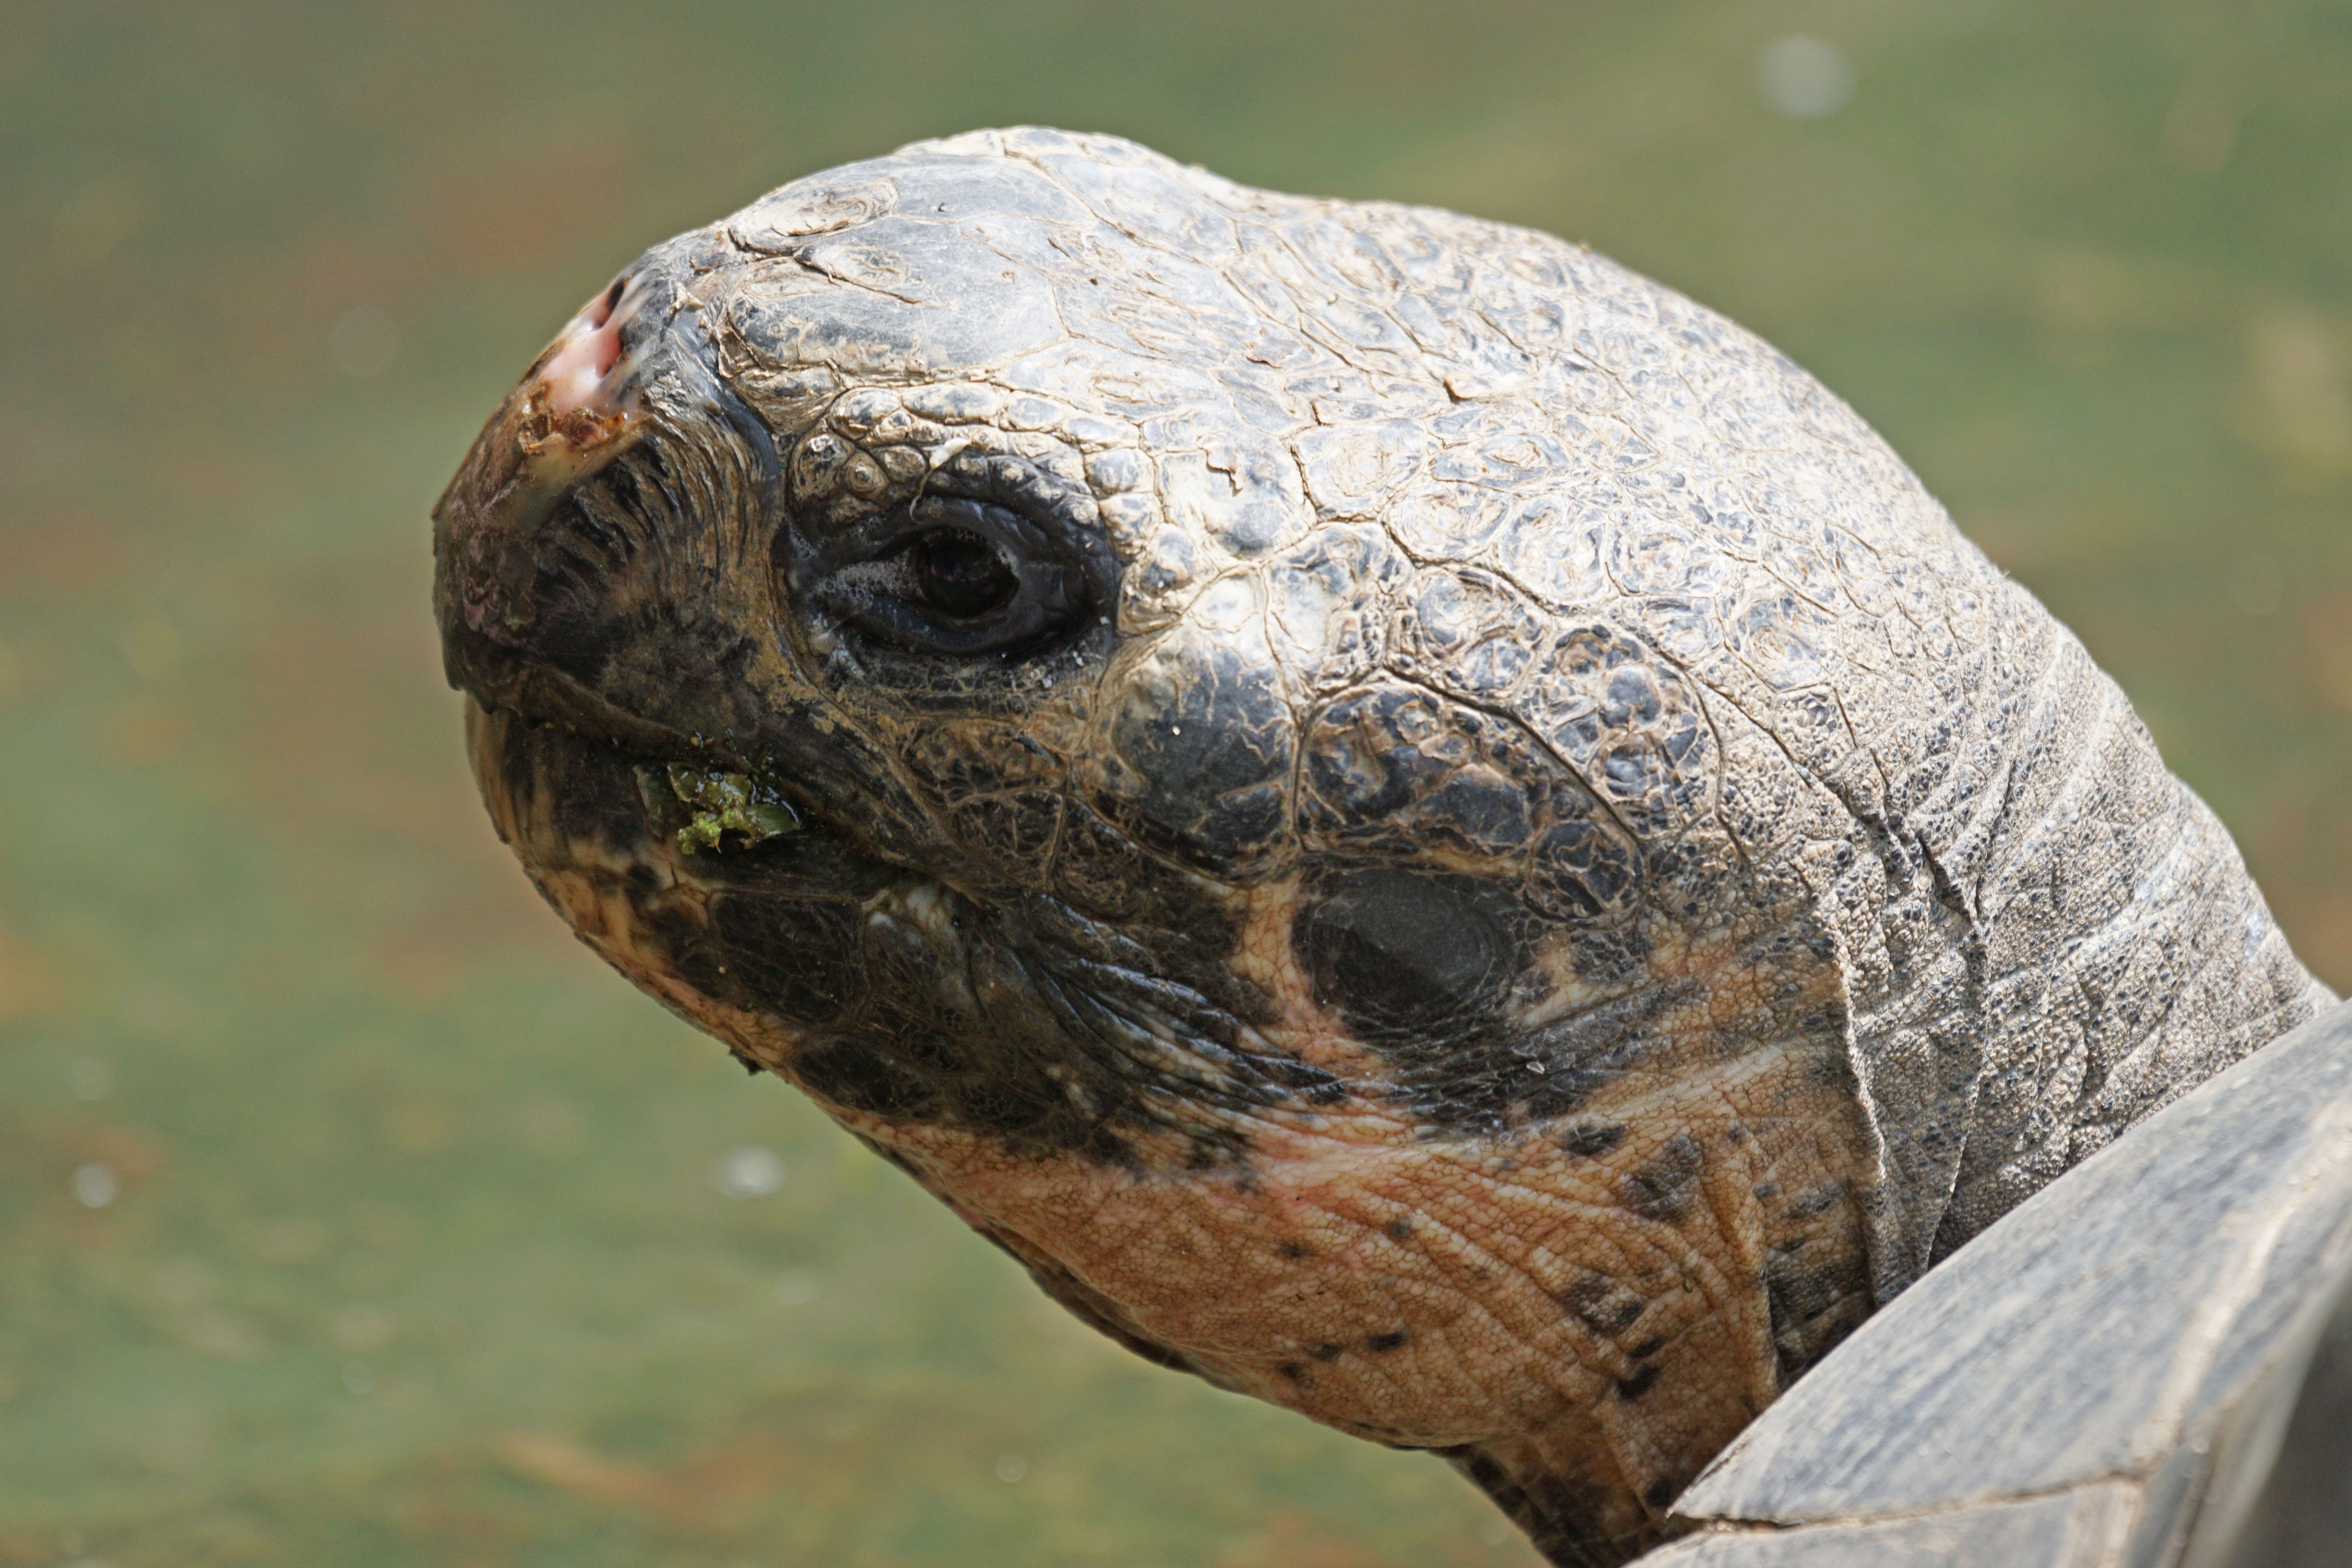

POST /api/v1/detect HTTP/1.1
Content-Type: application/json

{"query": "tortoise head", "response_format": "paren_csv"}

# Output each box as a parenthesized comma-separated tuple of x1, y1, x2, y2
(437, 128, 1949, 1563)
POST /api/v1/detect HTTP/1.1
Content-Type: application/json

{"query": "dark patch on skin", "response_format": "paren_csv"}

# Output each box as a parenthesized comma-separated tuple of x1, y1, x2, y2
(1561, 1123, 1627, 1158)
(1385, 1215, 1414, 1241)
(1644, 1477, 1678, 1511)
(1275, 1241, 1310, 1260)
(705, 894, 869, 1025)
(1505, 1073, 1596, 1128)
(1763, 1242, 1875, 1381)
(1288, 864, 1652, 1136)
(1752, 1181, 1781, 1201)
(546, 735, 657, 846)
(1615, 1364, 1659, 1399)
(792, 1036, 944, 1122)
(953, 1072, 1061, 1134)
(1295, 866, 1523, 1051)
(1764, 1248, 1834, 1330)
(1629, 1336, 1663, 1360)
(634, 898, 740, 1006)
(1443, 1446, 1622, 1568)
(1309, 1342, 1344, 1362)
(1365, 1329, 1410, 1353)
(1806, 1047, 1863, 1093)
(1621, 1133, 1703, 1222)
(1789, 1180, 1844, 1217)
(1559, 1269, 1649, 1335)
(1278, 1361, 1305, 1382)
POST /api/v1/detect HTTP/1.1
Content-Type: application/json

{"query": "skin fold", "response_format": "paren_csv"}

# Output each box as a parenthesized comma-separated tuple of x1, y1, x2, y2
(432, 129, 2332, 1566)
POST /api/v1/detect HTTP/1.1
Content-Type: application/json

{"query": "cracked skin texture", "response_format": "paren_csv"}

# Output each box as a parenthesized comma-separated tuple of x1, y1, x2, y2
(432, 129, 2332, 1566)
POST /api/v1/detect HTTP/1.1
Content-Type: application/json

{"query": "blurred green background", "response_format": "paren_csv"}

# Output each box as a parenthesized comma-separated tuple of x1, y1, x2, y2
(4, 0, 2350, 1563)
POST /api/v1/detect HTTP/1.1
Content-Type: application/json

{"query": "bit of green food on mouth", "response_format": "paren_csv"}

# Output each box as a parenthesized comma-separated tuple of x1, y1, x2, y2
(663, 764, 801, 853)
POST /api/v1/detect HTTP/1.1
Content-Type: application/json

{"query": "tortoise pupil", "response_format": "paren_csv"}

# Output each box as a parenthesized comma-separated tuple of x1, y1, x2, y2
(911, 528, 1016, 618)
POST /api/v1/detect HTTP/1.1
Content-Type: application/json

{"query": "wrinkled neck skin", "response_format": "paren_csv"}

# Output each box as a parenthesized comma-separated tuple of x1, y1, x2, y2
(436, 131, 2332, 1568)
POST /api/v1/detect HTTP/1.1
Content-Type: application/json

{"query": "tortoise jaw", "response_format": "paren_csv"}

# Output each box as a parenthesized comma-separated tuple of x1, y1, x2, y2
(444, 644, 706, 764)
(459, 689, 829, 877)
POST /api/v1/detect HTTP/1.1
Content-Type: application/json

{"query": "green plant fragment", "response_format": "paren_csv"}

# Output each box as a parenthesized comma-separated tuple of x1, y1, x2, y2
(666, 764, 801, 853)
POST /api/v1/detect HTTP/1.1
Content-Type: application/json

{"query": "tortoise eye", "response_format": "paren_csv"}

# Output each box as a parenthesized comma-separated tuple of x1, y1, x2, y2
(909, 528, 1017, 619)
(806, 497, 1091, 659)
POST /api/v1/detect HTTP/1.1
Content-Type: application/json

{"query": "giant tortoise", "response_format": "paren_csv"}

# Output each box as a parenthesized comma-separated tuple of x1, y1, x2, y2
(430, 129, 2351, 1565)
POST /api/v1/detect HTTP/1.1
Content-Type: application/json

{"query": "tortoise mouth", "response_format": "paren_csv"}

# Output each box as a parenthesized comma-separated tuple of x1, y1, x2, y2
(461, 693, 857, 889)
(457, 666, 699, 760)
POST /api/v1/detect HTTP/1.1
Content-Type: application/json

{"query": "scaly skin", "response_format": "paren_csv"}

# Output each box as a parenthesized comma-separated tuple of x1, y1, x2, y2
(432, 129, 2330, 1566)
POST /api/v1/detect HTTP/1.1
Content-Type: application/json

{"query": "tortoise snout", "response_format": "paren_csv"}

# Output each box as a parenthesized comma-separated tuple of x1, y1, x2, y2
(429, 273, 666, 690)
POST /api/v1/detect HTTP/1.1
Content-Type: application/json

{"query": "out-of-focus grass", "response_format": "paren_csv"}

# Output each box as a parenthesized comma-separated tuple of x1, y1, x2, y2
(1, 0, 2347, 1563)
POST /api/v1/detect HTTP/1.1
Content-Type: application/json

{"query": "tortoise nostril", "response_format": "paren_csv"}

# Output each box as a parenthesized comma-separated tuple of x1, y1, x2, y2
(588, 275, 627, 329)
(541, 283, 633, 417)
